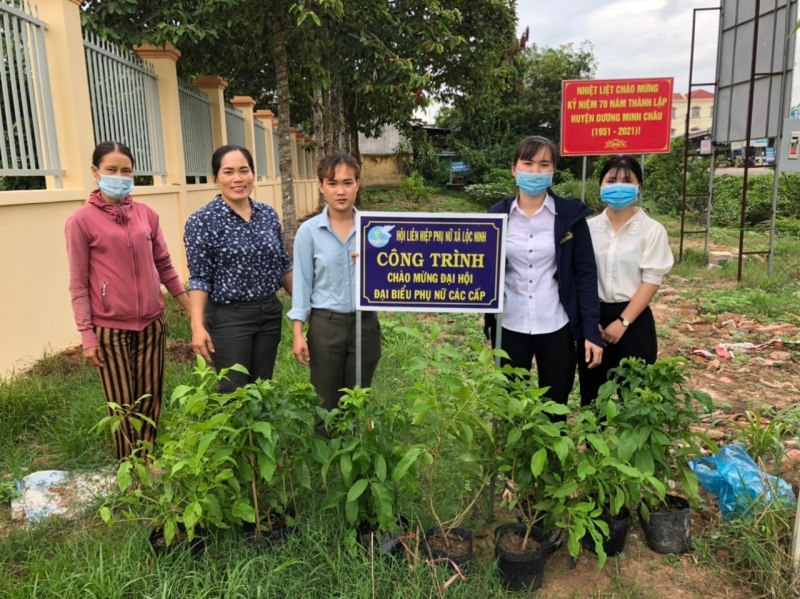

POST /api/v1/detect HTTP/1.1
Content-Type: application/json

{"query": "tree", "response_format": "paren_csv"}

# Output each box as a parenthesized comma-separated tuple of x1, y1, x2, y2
(439, 41, 597, 182)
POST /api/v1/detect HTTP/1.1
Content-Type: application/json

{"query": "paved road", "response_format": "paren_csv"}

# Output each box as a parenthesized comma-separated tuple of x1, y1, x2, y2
(716, 167, 773, 176)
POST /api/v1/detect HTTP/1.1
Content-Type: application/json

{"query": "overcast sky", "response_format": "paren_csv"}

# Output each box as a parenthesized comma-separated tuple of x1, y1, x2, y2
(515, 0, 798, 102)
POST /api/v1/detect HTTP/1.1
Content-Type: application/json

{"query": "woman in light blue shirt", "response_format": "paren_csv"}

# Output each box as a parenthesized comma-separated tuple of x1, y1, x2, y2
(289, 152, 381, 432)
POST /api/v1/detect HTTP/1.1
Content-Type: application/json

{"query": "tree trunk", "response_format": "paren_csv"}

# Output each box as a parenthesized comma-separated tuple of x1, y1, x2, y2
(322, 81, 333, 156)
(272, 9, 297, 255)
(345, 90, 361, 167)
(313, 84, 325, 208)
(331, 79, 343, 152)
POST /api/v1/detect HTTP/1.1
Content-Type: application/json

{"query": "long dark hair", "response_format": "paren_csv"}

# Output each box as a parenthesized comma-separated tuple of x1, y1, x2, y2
(92, 141, 135, 169)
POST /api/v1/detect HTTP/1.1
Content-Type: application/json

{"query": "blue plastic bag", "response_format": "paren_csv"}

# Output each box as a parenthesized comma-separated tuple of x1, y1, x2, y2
(689, 443, 796, 519)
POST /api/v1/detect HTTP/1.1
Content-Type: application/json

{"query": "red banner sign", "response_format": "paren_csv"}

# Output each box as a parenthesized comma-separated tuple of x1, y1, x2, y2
(560, 77, 674, 156)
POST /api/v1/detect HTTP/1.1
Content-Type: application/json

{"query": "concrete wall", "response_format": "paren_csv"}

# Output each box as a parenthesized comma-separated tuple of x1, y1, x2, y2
(0, 0, 317, 376)
(361, 155, 404, 187)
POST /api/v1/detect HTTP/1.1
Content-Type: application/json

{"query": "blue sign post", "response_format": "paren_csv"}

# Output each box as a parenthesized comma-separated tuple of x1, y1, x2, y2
(356, 212, 507, 313)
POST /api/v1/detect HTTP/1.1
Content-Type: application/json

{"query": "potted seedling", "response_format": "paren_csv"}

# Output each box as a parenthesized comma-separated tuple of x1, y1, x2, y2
(227, 378, 318, 547)
(400, 330, 500, 568)
(97, 359, 245, 554)
(320, 386, 416, 556)
(562, 409, 665, 564)
(491, 372, 568, 592)
(596, 357, 716, 554)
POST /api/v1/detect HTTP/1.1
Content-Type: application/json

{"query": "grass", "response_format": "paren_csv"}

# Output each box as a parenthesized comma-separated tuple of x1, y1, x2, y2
(2, 190, 799, 598)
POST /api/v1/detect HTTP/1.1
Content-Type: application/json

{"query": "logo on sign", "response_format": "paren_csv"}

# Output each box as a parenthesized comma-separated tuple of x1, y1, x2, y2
(367, 225, 395, 248)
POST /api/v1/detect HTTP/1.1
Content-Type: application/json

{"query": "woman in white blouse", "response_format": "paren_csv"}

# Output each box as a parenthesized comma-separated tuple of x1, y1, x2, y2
(579, 155, 674, 404)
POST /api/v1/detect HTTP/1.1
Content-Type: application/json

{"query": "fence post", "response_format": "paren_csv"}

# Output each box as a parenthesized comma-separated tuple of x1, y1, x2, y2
(195, 75, 228, 149)
(36, 0, 96, 191)
(231, 96, 256, 157)
(271, 118, 283, 221)
(133, 43, 186, 186)
(255, 109, 276, 181)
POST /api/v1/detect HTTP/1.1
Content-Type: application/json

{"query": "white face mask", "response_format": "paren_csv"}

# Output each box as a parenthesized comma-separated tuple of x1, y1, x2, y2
(98, 174, 134, 200)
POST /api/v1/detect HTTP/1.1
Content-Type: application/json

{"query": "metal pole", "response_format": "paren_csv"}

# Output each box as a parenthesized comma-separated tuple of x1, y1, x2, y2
(580, 156, 587, 203)
(640, 154, 645, 202)
(355, 310, 362, 387)
(768, 0, 794, 278)
(679, 9, 700, 263)
(705, 144, 715, 262)
(738, 0, 761, 282)
(488, 314, 503, 519)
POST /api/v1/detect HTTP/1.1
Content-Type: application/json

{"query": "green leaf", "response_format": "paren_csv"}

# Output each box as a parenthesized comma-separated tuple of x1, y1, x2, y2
(553, 437, 570, 465)
(587, 434, 610, 457)
(257, 453, 276, 483)
(347, 478, 369, 504)
(340, 453, 353, 483)
(375, 454, 387, 482)
(605, 399, 618, 422)
(321, 491, 346, 511)
(297, 462, 312, 490)
(99, 506, 112, 524)
(392, 446, 424, 482)
(116, 462, 132, 492)
(507, 427, 522, 447)
(345, 499, 359, 524)
(553, 481, 579, 498)
(679, 466, 700, 500)
(251, 421, 273, 438)
(530, 448, 547, 477)
(577, 460, 596, 479)
(232, 499, 256, 522)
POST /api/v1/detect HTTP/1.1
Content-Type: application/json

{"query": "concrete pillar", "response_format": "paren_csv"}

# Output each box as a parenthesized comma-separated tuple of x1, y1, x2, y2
(195, 75, 228, 149)
(36, 0, 96, 191)
(255, 109, 276, 181)
(134, 43, 186, 186)
(231, 96, 256, 158)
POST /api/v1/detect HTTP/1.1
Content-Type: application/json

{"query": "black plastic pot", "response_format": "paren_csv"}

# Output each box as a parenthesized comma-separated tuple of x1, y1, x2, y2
(494, 523, 550, 592)
(424, 526, 473, 568)
(638, 495, 691, 554)
(581, 506, 631, 557)
(149, 523, 207, 556)
(242, 521, 298, 548)
(357, 516, 409, 557)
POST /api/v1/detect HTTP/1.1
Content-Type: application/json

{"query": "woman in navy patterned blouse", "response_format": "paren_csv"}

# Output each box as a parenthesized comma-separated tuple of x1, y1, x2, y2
(184, 145, 293, 392)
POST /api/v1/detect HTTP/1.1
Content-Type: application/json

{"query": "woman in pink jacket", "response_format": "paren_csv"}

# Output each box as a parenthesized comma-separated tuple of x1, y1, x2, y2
(65, 141, 189, 460)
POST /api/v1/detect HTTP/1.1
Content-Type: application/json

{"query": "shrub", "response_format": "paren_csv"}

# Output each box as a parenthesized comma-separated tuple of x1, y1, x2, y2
(400, 173, 434, 204)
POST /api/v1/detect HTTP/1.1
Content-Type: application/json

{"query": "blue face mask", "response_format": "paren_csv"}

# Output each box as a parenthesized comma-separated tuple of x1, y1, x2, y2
(98, 174, 134, 200)
(516, 171, 553, 197)
(600, 183, 639, 210)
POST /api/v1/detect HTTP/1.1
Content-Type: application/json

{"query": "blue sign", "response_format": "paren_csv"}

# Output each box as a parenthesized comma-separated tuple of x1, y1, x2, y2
(356, 212, 507, 313)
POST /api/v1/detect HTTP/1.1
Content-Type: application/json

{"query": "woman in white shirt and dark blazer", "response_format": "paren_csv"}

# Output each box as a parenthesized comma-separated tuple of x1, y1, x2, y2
(579, 155, 674, 404)
(486, 136, 604, 414)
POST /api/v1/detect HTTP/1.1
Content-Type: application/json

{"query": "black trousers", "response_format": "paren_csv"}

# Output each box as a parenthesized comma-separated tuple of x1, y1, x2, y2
(578, 302, 658, 406)
(307, 309, 381, 434)
(499, 324, 577, 418)
(205, 295, 283, 393)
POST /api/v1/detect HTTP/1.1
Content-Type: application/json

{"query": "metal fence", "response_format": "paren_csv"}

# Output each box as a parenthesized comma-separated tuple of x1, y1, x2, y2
(83, 32, 166, 179)
(178, 79, 213, 182)
(224, 103, 245, 148)
(254, 118, 268, 180)
(0, 0, 62, 185)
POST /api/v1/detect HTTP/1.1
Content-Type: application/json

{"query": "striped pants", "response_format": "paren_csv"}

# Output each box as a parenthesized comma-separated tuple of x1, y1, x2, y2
(95, 315, 167, 460)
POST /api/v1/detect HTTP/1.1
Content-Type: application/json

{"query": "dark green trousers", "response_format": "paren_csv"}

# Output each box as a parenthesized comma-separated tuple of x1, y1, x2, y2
(307, 309, 381, 426)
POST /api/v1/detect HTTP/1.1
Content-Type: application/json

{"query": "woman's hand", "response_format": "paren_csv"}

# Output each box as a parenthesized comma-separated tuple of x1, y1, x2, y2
(83, 346, 105, 368)
(191, 326, 215, 362)
(584, 339, 603, 369)
(600, 320, 627, 345)
(293, 335, 310, 366)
